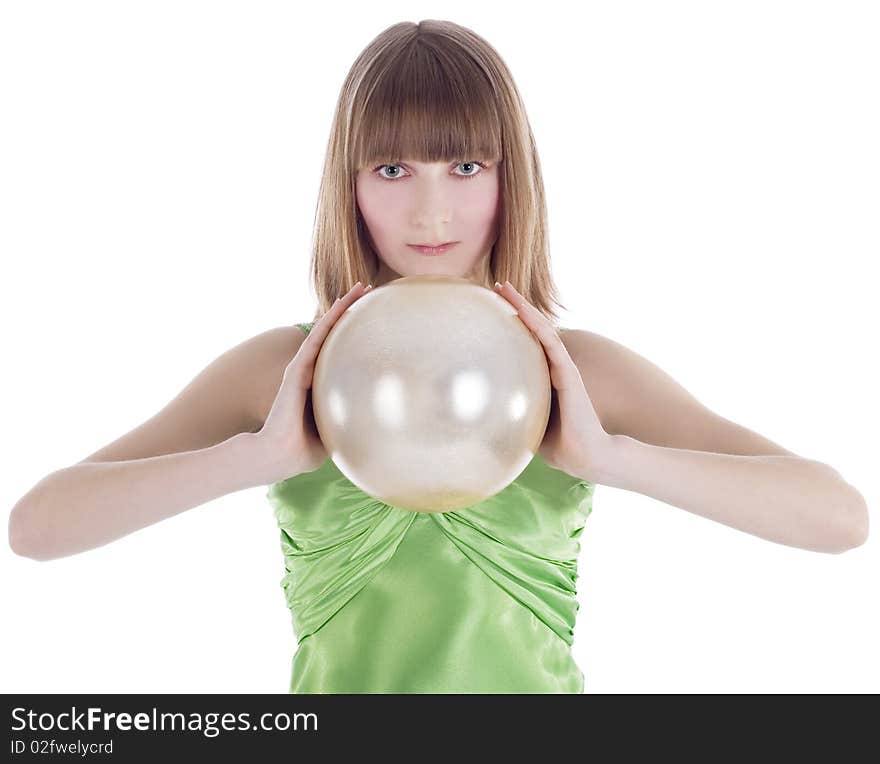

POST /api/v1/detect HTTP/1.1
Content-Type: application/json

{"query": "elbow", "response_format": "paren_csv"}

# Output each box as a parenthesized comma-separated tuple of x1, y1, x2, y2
(845, 506, 869, 552)
(829, 491, 869, 554)
(8, 506, 50, 561)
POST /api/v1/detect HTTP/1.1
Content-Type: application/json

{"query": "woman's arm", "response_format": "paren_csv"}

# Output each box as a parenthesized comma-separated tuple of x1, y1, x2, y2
(8, 432, 280, 561)
(564, 328, 869, 554)
(588, 435, 868, 554)
(8, 325, 307, 561)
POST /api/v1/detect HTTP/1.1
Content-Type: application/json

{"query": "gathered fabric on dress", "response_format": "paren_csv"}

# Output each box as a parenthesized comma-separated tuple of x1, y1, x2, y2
(265, 320, 596, 693)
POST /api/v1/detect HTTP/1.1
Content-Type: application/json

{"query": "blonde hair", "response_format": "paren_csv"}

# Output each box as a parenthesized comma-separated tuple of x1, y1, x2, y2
(305, 19, 568, 326)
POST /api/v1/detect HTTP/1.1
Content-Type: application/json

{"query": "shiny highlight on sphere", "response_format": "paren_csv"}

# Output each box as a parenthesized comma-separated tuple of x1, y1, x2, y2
(312, 275, 552, 512)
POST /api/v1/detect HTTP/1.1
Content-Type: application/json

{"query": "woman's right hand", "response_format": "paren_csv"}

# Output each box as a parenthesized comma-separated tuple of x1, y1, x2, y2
(255, 281, 373, 483)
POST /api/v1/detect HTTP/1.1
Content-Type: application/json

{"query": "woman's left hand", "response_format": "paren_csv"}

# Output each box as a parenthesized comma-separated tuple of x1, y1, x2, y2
(493, 281, 615, 484)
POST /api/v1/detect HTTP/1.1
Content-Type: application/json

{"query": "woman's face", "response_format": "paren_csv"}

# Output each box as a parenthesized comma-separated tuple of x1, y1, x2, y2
(355, 159, 501, 287)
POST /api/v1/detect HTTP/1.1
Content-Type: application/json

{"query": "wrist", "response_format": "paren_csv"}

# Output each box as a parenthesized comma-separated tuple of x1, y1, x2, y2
(588, 433, 642, 489)
(241, 430, 313, 487)
(222, 431, 289, 490)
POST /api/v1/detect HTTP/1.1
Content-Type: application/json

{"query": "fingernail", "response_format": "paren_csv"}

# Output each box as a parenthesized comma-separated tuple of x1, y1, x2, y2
(494, 282, 502, 291)
(365, 284, 373, 291)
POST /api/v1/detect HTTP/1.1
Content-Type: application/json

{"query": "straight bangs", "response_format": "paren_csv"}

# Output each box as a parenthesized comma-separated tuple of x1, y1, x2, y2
(351, 42, 504, 170)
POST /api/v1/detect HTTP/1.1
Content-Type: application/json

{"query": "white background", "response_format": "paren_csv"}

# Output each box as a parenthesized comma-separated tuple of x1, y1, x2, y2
(2, 1, 877, 693)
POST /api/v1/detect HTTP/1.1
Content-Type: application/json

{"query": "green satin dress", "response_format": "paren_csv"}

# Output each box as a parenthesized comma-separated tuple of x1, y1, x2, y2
(265, 321, 596, 694)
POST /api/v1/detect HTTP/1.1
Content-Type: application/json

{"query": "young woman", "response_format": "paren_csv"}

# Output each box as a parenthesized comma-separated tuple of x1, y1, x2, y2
(9, 20, 868, 694)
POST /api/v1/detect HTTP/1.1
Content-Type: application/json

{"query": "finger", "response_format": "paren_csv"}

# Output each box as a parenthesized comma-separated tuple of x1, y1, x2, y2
(317, 282, 368, 325)
(285, 283, 370, 390)
(308, 282, 372, 353)
(335, 281, 367, 309)
(495, 281, 580, 390)
(496, 281, 553, 332)
(494, 280, 551, 332)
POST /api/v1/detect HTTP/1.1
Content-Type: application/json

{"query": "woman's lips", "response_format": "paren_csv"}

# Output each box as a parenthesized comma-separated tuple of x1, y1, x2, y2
(407, 242, 459, 256)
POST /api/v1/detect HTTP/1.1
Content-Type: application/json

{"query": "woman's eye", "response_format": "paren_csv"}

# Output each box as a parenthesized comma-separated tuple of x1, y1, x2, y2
(373, 161, 488, 182)
(455, 161, 487, 179)
(374, 164, 407, 180)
